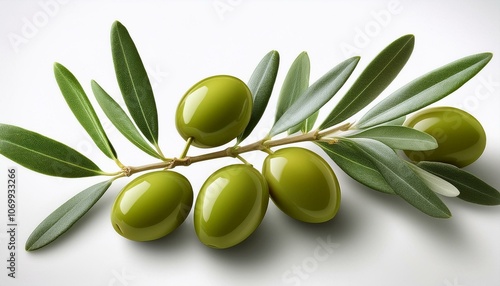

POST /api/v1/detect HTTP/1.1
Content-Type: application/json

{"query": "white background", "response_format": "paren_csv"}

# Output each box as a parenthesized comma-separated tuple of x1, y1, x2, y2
(1, 0, 500, 285)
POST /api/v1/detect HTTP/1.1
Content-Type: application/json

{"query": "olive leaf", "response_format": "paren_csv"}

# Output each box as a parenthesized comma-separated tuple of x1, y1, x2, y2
(273, 52, 310, 134)
(356, 52, 493, 129)
(269, 56, 360, 137)
(91, 80, 163, 159)
(320, 34, 414, 129)
(381, 116, 406, 126)
(237, 50, 280, 143)
(54, 63, 117, 160)
(0, 124, 104, 178)
(346, 125, 437, 151)
(111, 21, 159, 147)
(301, 111, 319, 133)
(26, 180, 112, 251)
(317, 141, 395, 194)
(418, 161, 500, 205)
(406, 162, 459, 197)
(347, 138, 451, 218)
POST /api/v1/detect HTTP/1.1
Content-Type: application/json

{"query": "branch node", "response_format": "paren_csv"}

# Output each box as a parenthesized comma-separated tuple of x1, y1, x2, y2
(226, 147, 238, 157)
(121, 166, 132, 177)
(327, 138, 339, 145)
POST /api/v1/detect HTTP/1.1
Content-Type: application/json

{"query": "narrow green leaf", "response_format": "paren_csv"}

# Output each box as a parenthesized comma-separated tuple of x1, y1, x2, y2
(317, 141, 394, 194)
(418, 161, 500, 205)
(347, 125, 438, 151)
(301, 110, 319, 133)
(356, 53, 492, 128)
(91, 80, 163, 159)
(289, 102, 320, 134)
(348, 138, 451, 218)
(269, 56, 360, 137)
(381, 115, 406, 126)
(237, 50, 280, 143)
(0, 123, 103, 178)
(111, 21, 159, 145)
(54, 63, 117, 160)
(407, 162, 460, 197)
(287, 121, 305, 135)
(26, 180, 112, 251)
(320, 34, 415, 129)
(274, 52, 310, 134)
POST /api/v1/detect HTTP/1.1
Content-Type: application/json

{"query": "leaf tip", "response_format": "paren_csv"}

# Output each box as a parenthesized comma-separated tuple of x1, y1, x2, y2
(482, 52, 493, 61)
(270, 50, 280, 56)
(53, 62, 64, 72)
(25, 236, 37, 251)
(291, 51, 309, 64)
(402, 34, 415, 41)
(90, 79, 99, 89)
(112, 20, 123, 29)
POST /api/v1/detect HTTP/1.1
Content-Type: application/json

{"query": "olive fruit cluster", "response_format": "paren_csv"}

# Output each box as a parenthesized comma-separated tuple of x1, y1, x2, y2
(11, 23, 496, 252)
(110, 75, 342, 248)
(108, 73, 489, 248)
(194, 147, 341, 249)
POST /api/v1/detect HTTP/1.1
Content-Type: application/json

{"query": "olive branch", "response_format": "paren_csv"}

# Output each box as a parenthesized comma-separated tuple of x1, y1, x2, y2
(0, 21, 498, 251)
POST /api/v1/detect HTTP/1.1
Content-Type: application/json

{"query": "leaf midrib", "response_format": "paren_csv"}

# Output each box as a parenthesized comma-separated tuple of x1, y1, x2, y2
(116, 27, 156, 144)
(429, 170, 498, 199)
(27, 181, 110, 250)
(31, 191, 96, 248)
(373, 154, 447, 215)
(327, 36, 413, 125)
(57, 68, 112, 157)
(360, 59, 486, 128)
(361, 135, 432, 144)
(277, 55, 308, 120)
(251, 53, 276, 101)
(354, 139, 449, 217)
(0, 139, 101, 174)
(271, 57, 358, 136)
(322, 145, 379, 173)
(93, 83, 159, 158)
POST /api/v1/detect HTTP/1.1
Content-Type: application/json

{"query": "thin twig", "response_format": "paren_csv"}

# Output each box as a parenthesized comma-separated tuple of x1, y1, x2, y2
(119, 125, 349, 177)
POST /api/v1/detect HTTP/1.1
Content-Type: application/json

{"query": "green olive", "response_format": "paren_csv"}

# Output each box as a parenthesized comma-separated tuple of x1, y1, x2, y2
(403, 106, 486, 168)
(175, 75, 253, 148)
(111, 171, 193, 241)
(262, 147, 341, 223)
(194, 164, 269, 249)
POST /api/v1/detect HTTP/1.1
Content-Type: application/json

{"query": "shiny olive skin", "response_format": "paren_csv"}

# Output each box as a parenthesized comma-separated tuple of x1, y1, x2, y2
(111, 171, 193, 241)
(175, 75, 253, 148)
(262, 147, 341, 223)
(194, 164, 269, 249)
(403, 106, 486, 168)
